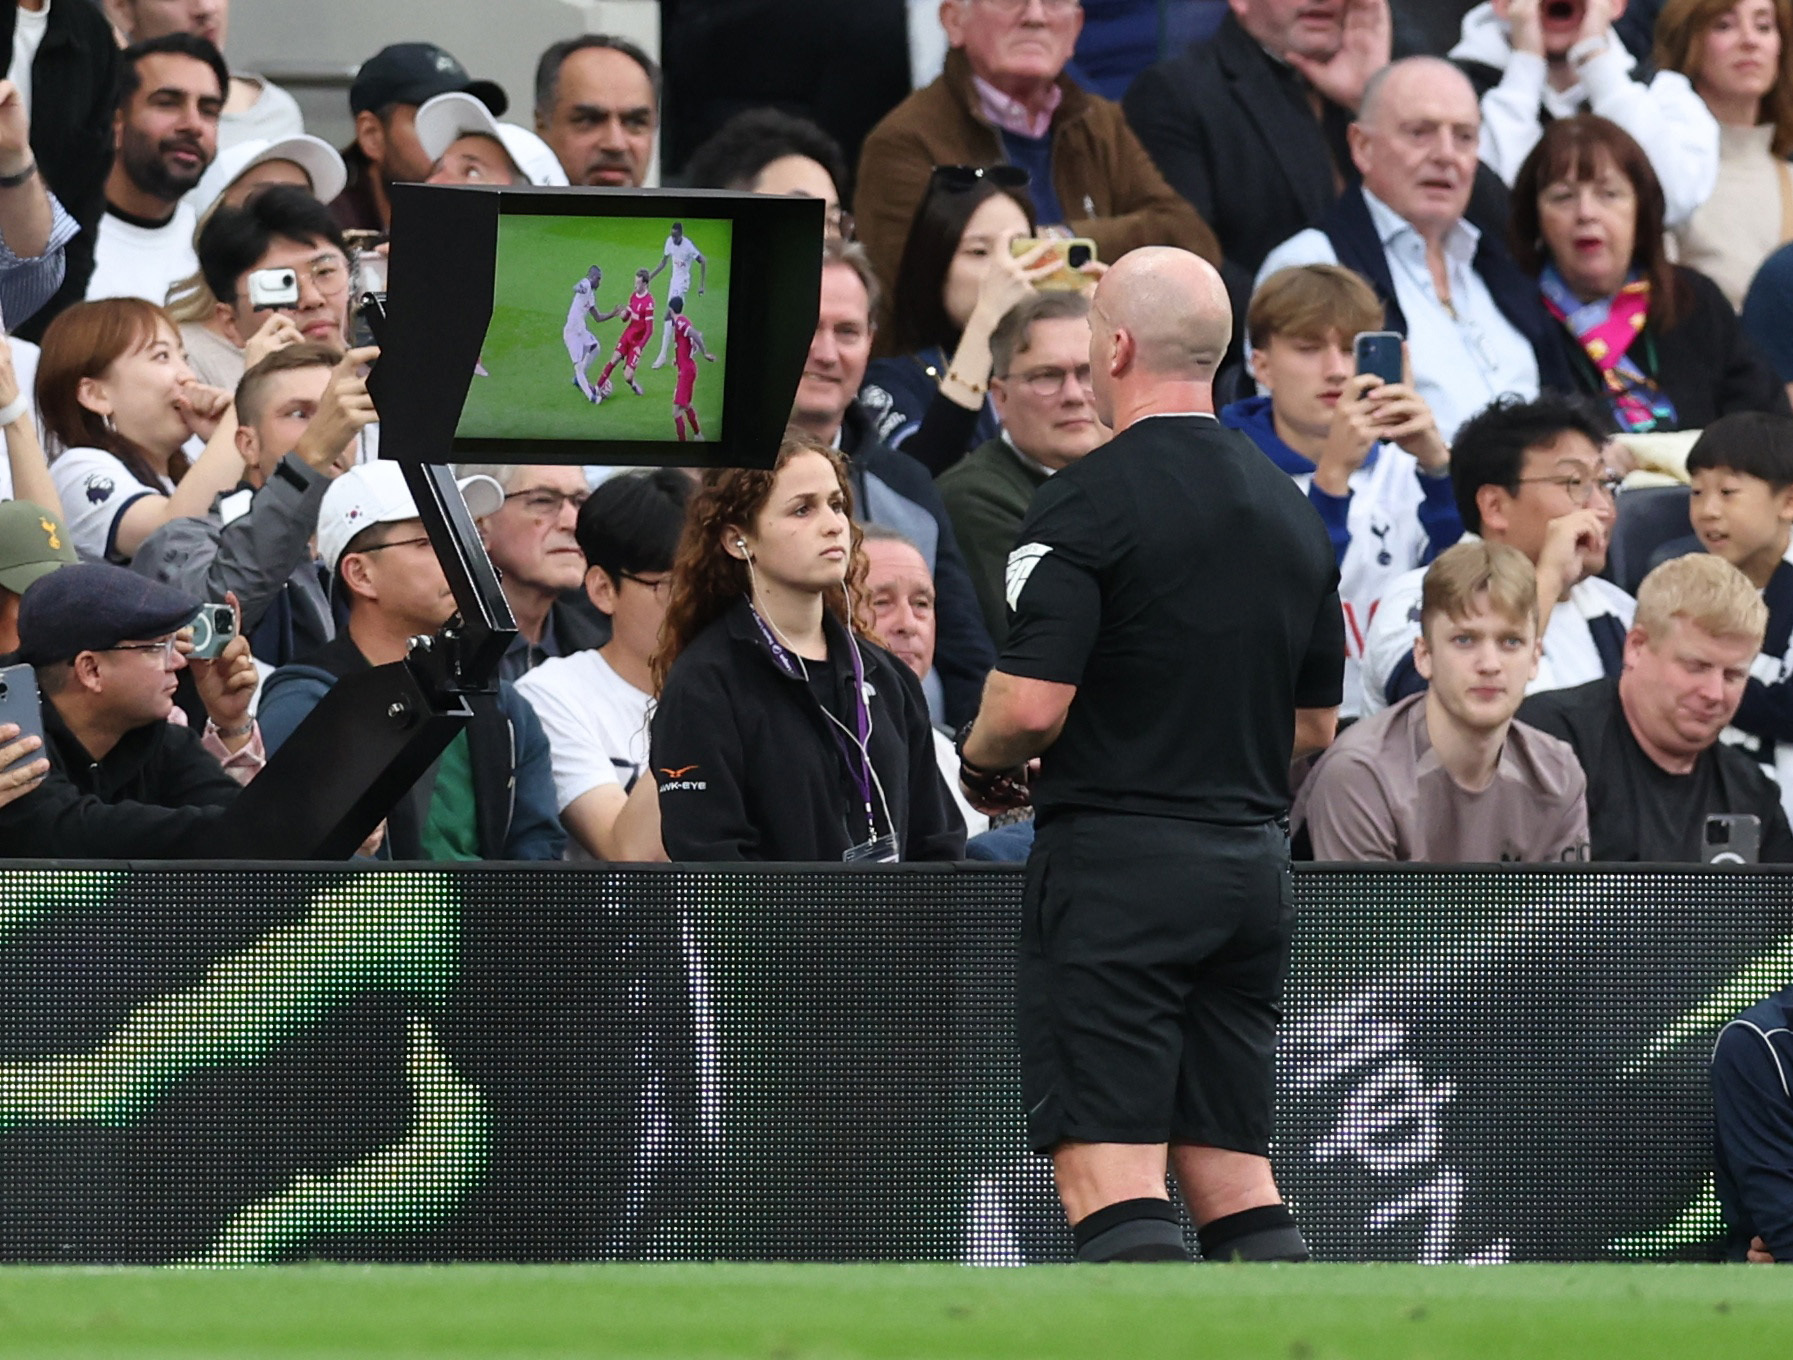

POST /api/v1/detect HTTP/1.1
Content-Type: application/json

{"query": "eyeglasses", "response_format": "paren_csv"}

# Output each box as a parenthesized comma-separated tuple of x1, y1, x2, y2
(974, 0, 1082, 15)
(1000, 363, 1093, 396)
(354, 534, 434, 555)
(109, 636, 180, 666)
(930, 164, 1032, 193)
(618, 571, 672, 595)
(505, 488, 590, 520)
(1516, 470, 1624, 505)
(826, 206, 856, 241)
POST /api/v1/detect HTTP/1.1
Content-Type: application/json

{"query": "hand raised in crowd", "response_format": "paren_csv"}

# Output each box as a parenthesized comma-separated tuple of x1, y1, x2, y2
(1535, 507, 1610, 603)
(0, 329, 21, 411)
(242, 312, 306, 370)
(968, 237, 1061, 334)
(173, 379, 234, 442)
(0, 723, 48, 809)
(1283, 0, 1393, 113)
(1312, 373, 1386, 496)
(183, 593, 259, 752)
(1494, 0, 1546, 58)
(0, 81, 31, 180)
(1578, 0, 1617, 46)
(294, 346, 381, 475)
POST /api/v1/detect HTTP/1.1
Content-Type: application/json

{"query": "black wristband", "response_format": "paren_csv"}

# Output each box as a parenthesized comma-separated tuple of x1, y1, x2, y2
(0, 160, 35, 189)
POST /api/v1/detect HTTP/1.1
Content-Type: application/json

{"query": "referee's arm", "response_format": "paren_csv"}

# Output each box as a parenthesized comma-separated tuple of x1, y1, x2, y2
(961, 670, 1076, 771)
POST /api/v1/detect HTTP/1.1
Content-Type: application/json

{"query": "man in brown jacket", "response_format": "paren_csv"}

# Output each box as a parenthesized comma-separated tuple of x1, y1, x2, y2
(854, 0, 1219, 303)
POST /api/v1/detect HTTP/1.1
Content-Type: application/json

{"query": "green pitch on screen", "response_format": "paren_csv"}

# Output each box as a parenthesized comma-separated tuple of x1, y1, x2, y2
(457, 215, 732, 443)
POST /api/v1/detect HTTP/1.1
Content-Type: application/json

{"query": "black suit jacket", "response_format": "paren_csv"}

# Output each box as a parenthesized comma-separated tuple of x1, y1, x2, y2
(1, 0, 119, 340)
(1124, 12, 1353, 302)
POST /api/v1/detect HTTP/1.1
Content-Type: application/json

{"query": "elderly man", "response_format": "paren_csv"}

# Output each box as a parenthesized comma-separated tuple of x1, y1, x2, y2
(853, 0, 1219, 300)
(1256, 56, 1570, 442)
(959, 247, 1343, 1262)
(1449, 0, 1717, 225)
(455, 463, 608, 684)
(534, 35, 660, 189)
(1520, 553, 1793, 862)
(1125, 0, 1393, 300)
(87, 34, 226, 305)
(936, 290, 1105, 646)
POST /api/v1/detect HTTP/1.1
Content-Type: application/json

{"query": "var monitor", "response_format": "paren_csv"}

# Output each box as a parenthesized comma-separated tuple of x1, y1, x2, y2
(367, 184, 823, 470)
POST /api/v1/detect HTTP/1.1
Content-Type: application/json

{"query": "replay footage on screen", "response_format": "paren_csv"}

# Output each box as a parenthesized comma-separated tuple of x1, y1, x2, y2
(456, 214, 732, 445)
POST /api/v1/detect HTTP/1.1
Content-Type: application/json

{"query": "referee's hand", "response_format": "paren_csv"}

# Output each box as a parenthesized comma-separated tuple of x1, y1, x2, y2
(959, 758, 1037, 816)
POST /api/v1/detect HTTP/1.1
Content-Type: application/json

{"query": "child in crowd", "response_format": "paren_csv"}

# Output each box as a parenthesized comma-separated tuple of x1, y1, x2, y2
(1687, 412, 1793, 814)
(1222, 265, 1462, 717)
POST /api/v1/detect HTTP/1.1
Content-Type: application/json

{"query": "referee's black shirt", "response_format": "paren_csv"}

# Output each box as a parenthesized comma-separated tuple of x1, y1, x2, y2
(1000, 414, 1345, 825)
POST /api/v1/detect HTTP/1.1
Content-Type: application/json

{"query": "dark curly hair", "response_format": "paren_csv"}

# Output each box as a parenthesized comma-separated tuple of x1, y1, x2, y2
(651, 430, 871, 694)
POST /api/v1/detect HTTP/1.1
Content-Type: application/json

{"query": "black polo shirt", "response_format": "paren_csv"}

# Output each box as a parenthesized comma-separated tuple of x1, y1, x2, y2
(1000, 413, 1345, 825)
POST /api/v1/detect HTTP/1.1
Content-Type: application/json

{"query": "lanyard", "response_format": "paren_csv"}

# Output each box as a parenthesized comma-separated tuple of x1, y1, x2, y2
(748, 604, 879, 841)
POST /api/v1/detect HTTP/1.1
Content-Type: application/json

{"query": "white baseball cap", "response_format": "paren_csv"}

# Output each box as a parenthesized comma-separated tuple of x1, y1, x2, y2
(415, 90, 570, 187)
(318, 461, 505, 575)
(191, 135, 350, 222)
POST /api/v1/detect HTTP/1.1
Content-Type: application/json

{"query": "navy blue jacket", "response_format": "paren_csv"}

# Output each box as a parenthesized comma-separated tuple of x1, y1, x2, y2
(1713, 988, 1793, 1261)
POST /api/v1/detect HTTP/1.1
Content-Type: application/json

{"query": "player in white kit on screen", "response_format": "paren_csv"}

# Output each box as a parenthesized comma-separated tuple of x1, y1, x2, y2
(649, 222, 707, 369)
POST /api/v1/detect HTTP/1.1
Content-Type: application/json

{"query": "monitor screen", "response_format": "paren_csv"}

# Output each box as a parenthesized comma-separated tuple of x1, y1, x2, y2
(457, 214, 734, 444)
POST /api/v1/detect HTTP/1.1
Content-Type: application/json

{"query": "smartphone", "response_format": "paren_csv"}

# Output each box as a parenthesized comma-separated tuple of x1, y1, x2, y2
(187, 603, 237, 660)
(1011, 236, 1098, 291)
(1704, 814, 1761, 866)
(0, 663, 44, 776)
(1353, 331, 1404, 387)
(246, 266, 300, 311)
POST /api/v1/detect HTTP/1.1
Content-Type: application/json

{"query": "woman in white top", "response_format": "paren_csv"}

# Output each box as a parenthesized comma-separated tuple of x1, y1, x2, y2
(34, 297, 273, 563)
(1661, 0, 1793, 308)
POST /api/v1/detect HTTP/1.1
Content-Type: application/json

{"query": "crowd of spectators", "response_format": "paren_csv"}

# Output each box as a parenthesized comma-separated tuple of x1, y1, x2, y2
(1, 0, 1793, 881)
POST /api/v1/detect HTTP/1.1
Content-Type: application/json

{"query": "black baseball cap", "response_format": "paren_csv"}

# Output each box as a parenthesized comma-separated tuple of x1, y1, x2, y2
(349, 43, 507, 118)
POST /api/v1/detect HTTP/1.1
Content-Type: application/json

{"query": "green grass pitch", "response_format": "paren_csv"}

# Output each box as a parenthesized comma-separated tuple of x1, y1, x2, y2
(456, 214, 732, 445)
(7, 1264, 1793, 1359)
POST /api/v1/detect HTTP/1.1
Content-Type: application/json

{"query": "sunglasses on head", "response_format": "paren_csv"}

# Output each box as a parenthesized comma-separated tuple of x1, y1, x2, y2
(930, 164, 1032, 193)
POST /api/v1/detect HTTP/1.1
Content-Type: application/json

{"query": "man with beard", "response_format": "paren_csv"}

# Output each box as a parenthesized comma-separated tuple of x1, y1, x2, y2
(85, 34, 226, 306)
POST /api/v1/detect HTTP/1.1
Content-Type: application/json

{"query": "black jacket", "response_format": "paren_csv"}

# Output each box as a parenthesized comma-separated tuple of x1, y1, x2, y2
(651, 598, 965, 863)
(0, 699, 239, 859)
(839, 401, 995, 726)
(1544, 266, 1791, 431)
(2, 0, 119, 342)
(1123, 12, 1355, 301)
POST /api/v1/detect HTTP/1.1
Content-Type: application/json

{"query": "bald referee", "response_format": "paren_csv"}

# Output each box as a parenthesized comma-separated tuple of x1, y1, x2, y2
(958, 248, 1344, 1264)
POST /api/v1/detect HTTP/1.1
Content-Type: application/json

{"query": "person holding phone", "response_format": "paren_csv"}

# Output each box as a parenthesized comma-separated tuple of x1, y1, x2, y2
(648, 432, 964, 863)
(1519, 552, 1793, 860)
(1222, 264, 1460, 718)
(860, 165, 1064, 476)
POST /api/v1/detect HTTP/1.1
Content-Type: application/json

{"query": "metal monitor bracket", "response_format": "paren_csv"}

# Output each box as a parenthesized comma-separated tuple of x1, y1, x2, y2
(214, 295, 518, 859)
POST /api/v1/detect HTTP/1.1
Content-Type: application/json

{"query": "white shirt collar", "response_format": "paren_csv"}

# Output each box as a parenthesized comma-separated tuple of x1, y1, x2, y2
(999, 429, 1057, 477)
(1362, 188, 1479, 266)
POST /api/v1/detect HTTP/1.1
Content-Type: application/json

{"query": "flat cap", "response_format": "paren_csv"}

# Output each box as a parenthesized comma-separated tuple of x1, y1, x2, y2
(16, 564, 201, 665)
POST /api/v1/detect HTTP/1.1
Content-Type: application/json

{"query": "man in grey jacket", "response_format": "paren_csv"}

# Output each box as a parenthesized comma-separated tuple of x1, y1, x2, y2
(129, 341, 377, 667)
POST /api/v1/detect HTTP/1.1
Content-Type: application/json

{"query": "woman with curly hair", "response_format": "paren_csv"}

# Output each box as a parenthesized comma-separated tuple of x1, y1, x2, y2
(649, 431, 964, 862)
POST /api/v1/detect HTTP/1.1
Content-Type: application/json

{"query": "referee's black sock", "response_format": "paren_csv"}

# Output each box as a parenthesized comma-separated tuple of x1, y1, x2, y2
(1197, 1203, 1311, 1262)
(1072, 1198, 1191, 1262)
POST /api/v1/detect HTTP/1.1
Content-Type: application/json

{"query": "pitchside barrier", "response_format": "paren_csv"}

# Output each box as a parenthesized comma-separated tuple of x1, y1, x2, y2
(0, 862, 1783, 1265)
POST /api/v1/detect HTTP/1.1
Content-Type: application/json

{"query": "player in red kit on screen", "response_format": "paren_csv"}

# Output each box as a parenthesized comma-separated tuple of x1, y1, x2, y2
(596, 269, 655, 399)
(667, 295, 716, 441)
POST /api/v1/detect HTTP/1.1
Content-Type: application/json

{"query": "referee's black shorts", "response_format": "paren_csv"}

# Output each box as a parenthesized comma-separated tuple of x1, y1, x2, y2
(1017, 810, 1294, 1155)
